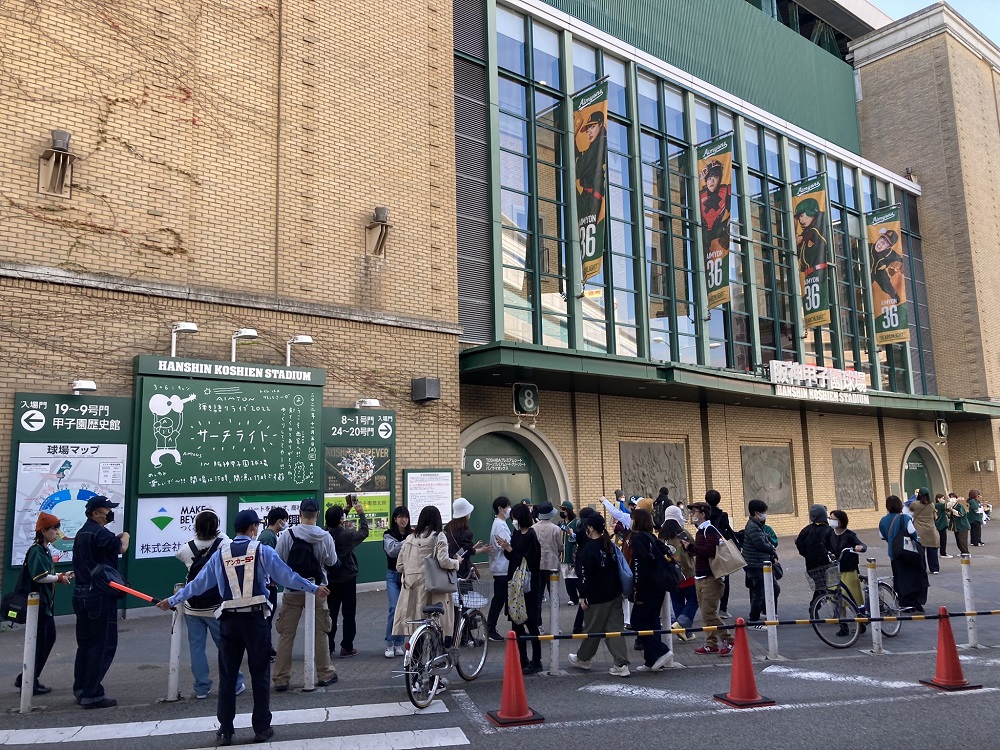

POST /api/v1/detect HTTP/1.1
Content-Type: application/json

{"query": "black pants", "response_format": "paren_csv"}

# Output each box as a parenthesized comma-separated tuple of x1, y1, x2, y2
(21, 611, 56, 686)
(565, 577, 579, 605)
(938, 529, 948, 556)
(266, 583, 278, 655)
(487, 575, 508, 633)
(971, 522, 983, 546)
(72, 591, 118, 704)
(511, 570, 542, 667)
(537, 570, 555, 628)
(720, 575, 730, 613)
(924, 545, 939, 574)
(326, 579, 358, 653)
(744, 567, 780, 621)
(631, 595, 669, 666)
(573, 603, 586, 634)
(218, 611, 271, 735)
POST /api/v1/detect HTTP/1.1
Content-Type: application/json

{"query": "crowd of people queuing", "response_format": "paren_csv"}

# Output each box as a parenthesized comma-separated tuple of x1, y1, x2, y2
(8, 484, 990, 744)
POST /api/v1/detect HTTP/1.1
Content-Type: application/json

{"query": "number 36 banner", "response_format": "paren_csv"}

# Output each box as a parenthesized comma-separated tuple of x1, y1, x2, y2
(574, 82, 608, 287)
(697, 134, 734, 309)
(792, 175, 832, 328)
(866, 205, 909, 345)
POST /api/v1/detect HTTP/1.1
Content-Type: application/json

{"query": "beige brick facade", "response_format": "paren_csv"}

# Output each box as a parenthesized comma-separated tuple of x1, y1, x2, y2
(0, 0, 460, 576)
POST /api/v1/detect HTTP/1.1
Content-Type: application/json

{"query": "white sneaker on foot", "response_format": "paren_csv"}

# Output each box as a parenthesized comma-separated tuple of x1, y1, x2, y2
(568, 653, 591, 670)
(719, 611, 732, 619)
(394, 645, 405, 657)
(651, 652, 672, 671)
(609, 664, 630, 677)
(385, 646, 395, 658)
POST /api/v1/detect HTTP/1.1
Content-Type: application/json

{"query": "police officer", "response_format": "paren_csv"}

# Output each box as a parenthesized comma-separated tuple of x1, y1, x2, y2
(72, 495, 128, 709)
(157, 509, 329, 746)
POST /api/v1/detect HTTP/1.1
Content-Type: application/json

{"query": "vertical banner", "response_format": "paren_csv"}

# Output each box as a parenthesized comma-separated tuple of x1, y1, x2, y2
(574, 81, 608, 287)
(866, 205, 910, 345)
(792, 175, 832, 328)
(697, 134, 734, 309)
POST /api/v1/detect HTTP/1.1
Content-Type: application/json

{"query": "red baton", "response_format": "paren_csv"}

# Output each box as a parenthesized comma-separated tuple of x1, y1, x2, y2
(109, 580, 162, 605)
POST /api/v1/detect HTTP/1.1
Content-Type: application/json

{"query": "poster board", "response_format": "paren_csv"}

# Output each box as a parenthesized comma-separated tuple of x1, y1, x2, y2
(403, 469, 454, 525)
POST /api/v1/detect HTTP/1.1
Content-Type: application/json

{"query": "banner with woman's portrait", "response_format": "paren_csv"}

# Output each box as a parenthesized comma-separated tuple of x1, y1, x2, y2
(792, 175, 832, 328)
(574, 82, 608, 287)
(697, 135, 733, 309)
(866, 205, 909, 345)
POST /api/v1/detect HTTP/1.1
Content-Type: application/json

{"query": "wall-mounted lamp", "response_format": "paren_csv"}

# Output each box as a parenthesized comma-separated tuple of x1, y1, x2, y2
(411, 377, 441, 403)
(904, 167, 918, 184)
(985, 460, 995, 473)
(170, 321, 199, 357)
(285, 334, 313, 366)
(366, 206, 393, 257)
(38, 129, 78, 198)
(973, 461, 982, 473)
(70, 379, 97, 395)
(231, 328, 258, 362)
(355, 398, 381, 409)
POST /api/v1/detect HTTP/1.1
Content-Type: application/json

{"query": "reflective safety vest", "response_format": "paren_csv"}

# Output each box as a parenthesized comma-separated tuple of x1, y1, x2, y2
(218, 540, 269, 613)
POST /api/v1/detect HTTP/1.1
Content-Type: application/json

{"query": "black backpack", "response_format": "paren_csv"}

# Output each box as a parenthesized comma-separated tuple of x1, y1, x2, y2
(652, 498, 668, 530)
(286, 527, 322, 582)
(643, 533, 681, 593)
(185, 538, 223, 610)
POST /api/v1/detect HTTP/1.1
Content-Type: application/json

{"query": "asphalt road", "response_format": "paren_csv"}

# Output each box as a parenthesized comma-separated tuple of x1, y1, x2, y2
(3, 528, 1000, 749)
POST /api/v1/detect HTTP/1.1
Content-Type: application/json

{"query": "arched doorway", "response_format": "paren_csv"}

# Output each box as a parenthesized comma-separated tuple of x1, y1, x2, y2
(901, 440, 948, 499)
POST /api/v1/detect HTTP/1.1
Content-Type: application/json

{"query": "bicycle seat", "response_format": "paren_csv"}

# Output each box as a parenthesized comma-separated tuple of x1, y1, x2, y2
(422, 604, 445, 616)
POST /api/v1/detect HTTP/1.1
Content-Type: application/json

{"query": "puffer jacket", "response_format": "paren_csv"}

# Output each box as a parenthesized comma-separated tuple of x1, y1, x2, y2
(742, 517, 776, 568)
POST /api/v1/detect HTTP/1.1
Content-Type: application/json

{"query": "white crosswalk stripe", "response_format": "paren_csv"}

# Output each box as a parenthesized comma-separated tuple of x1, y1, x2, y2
(0, 701, 462, 746)
(189, 727, 470, 750)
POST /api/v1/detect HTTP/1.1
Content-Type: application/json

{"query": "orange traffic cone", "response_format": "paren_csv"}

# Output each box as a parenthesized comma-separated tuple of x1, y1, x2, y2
(919, 607, 982, 691)
(486, 631, 544, 727)
(714, 618, 775, 708)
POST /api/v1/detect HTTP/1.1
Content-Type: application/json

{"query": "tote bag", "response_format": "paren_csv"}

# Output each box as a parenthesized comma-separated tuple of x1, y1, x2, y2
(708, 526, 746, 578)
(507, 559, 529, 625)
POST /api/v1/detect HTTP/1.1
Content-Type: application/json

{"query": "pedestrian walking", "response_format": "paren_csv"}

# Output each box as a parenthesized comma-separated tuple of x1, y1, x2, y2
(486, 496, 512, 642)
(72, 495, 129, 709)
(571, 506, 599, 634)
(15, 512, 72, 695)
(532, 501, 563, 628)
(660, 504, 697, 640)
(908, 488, 939, 574)
(273, 498, 338, 691)
(325, 495, 369, 658)
(558, 501, 580, 606)
(157, 509, 329, 746)
(879, 495, 929, 612)
(383, 506, 411, 658)
(687, 501, 730, 656)
(494, 504, 544, 675)
(629, 509, 672, 671)
(705, 490, 735, 619)
(742, 499, 779, 628)
(567, 513, 631, 676)
(174, 510, 245, 700)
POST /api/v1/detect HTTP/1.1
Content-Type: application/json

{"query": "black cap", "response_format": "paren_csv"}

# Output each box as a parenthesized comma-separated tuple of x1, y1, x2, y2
(300, 497, 319, 513)
(85, 495, 119, 512)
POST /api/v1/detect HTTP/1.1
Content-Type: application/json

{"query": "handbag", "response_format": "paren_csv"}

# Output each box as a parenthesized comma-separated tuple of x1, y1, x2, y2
(90, 563, 128, 600)
(0, 564, 31, 624)
(891, 516, 921, 563)
(507, 559, 529, 625)
(708, 526, 747, 578)
(423, 542, 458, 595)
(771, 559, 784, 581)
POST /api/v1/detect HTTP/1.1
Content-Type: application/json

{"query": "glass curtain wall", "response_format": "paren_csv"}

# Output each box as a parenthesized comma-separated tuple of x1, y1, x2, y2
(492, 5, 930, 393)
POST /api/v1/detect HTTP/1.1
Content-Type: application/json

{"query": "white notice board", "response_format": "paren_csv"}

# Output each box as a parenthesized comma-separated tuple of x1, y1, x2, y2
(403, 469, 454, 524)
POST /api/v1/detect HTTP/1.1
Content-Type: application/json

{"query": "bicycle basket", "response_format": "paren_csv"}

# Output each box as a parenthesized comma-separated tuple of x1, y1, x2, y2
(807, 563, 841, 592)
(453, 578, 490, 609)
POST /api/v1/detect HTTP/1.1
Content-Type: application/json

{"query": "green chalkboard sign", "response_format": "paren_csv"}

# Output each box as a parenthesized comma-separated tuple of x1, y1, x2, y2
(137, 377, 321, 494)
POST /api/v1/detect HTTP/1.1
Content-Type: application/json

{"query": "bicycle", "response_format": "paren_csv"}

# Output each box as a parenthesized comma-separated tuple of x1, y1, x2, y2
(809, 549, 902, 648)
(401, 575, 490, 709)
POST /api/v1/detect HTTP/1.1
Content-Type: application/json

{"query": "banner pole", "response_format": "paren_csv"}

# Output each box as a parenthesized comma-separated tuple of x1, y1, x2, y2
(19, 594, 39, 714)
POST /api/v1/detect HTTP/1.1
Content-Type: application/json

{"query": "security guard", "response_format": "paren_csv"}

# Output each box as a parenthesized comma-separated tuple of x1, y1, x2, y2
(158, 509, 329, 746)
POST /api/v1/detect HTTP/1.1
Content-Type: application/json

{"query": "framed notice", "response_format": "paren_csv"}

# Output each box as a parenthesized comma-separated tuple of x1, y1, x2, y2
(135, 496, 228, 559)
(403, 469, 453, 525)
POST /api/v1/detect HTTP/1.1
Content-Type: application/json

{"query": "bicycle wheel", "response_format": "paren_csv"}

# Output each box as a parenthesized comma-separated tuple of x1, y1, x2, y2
(455, 609, 489, 681)
(878, 582, 902, 638)
(811, 591, 861, 649)
(404, 625, 440, 709)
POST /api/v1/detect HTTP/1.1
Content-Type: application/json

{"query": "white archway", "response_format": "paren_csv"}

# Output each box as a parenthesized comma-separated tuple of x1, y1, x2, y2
(460, 417, 573, 504)
(900, 438, 950, 497)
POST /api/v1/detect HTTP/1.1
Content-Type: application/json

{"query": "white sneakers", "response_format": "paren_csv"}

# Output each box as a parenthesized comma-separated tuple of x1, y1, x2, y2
(635, 652, 672, 672)
(568, 653, 591, 670)
(394, 645, 405, 657)
(609, 664, 630, 677)
(384, 646, 395, 658)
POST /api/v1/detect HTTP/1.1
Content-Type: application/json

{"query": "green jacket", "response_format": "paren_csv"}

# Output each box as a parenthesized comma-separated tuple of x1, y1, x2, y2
(968, 498, 984, 524)
(934, 502, 949, 531)
(24, 543, 56, 617)
(950, 503, 971, 532)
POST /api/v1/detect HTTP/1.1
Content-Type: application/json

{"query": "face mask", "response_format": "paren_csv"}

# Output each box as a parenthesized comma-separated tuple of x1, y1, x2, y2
(559, 512, 567, 519)
(105, 511, 115, 524)
(830, 520, 840, 529)
(758, 513, 767, 522)
(512, 520, 520, 530)
(278, 521, 288, 531)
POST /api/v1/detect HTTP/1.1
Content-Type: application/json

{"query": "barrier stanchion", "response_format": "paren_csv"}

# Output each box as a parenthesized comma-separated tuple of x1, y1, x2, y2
(661, 594, 675, 667)
(303, 579, 316, 691)
(762, 563, 779, 660)
(960, 554, 978, 648)
(19, 593, 39, 714)
(547, 572, 560, 675)
(165, 583, 183, 702)
(866, 558, 883, 655)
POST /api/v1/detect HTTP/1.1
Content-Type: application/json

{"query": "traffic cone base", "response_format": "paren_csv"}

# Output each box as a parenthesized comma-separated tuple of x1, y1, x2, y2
(920, 607, 982, 692)
(486, 631, 545, 727)
(714, 618, 776, 709)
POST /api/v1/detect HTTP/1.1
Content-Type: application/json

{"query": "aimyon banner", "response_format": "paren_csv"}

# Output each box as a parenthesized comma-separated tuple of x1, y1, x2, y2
(792, 175, 832, 328)
(697, 134, 734, 309)
(866, 205, 910, 345)
(574, 81, 608, 287)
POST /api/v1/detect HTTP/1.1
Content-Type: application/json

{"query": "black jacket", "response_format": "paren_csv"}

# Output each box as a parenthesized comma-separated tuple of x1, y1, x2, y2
(576, 538, 623, 605)
(327, 511, 369, 583)
(709, 506, 736, 542)
(831, 530, 867, 573)
(629, 531, 668, 603)
(742, 517, 776, 569)
(795, 523, 836, 571)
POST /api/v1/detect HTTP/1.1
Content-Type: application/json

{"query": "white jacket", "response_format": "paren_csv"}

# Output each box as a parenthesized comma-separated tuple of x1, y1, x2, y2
(490, 517, 511, 575)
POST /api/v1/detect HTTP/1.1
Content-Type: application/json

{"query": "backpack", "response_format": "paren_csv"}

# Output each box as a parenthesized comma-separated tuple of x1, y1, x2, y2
(185, 538, 223, 610)
(733, 528, 746, 551)
(640, 533, 681, 594)
(652, 499, 667, 530)
(285, 527, 322, 582)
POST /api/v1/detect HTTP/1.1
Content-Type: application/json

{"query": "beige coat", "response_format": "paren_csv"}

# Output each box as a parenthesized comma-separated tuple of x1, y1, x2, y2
(534, 518, 563, 572)
(393, 531, 460, 637)
(910, 501, 938, 550)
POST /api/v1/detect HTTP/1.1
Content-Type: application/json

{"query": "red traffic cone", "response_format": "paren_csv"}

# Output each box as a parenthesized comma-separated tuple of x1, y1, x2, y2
(486, 631, 544, 727)
(714, 618, 775, 708)
(919, 607, 982, 691)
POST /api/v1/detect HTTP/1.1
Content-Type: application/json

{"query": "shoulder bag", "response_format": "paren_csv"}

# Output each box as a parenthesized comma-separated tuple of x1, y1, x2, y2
(423, 534, 458, 595)
(708, 525, 747, 578)
(507, 559, 529, 625)
(0, 563, 32, 624)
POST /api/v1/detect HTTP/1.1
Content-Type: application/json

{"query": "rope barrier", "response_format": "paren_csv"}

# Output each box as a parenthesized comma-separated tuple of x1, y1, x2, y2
(515, 608, 1000, 641)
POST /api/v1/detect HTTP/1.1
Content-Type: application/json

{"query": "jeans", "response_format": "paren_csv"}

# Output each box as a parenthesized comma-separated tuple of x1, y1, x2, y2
(72, 591, 118, 704)
(486, 574, 508, 633)
(385, 570, 403, 647)
(186, 614, 244, 697)
(670, 584, 699, 628)
(326, 579, 358, 653)
(631, 595, 669, 666)
(218, 611, 271, 735)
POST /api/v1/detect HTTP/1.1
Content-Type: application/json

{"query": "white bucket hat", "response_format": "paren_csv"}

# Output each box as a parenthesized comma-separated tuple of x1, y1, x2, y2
(452, 497, 474, 519)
